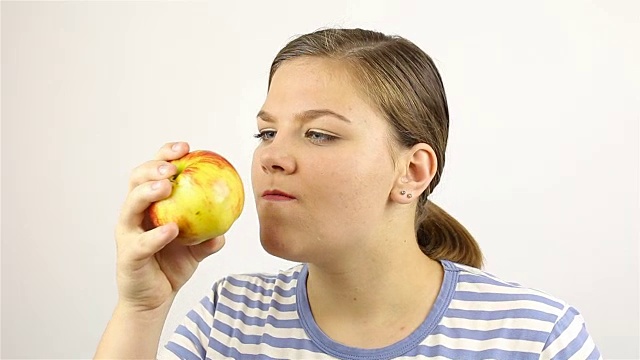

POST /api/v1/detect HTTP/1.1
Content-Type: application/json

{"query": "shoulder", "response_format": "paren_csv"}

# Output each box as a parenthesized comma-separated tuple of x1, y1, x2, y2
(445, 260, 568, 316)
(211, 264, 306, 306)
(159, 264, 309, 359)
(440, 261, 602, 359)
(443, 260, 569, 338)
(215, 263, 305, 291)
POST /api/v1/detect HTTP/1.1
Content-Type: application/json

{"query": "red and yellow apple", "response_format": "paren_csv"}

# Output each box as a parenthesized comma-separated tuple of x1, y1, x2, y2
(147, 150, 244, 245)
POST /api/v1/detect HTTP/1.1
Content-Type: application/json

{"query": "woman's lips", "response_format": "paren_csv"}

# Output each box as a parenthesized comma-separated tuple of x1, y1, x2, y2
(262, 189, 296, 201)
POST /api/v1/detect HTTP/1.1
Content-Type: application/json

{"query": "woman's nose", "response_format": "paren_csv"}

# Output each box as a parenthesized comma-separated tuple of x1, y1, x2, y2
(259, 143, 296, 175)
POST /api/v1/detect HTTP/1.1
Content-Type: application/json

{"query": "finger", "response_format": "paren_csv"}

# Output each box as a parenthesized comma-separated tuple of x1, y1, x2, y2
(128, 160, 177, 191)
(154, 141, 190, 161)
(189, 236, 226, 263)
(119, 179, 173, 231)
(128, 222, 180, 262)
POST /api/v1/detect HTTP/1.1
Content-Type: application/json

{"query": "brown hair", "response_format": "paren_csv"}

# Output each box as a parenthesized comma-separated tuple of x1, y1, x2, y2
(268, 28, 483, 268)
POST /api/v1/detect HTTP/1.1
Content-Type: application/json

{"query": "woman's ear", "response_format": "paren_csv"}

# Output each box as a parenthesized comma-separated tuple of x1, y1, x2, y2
(390, 143, 438, 204)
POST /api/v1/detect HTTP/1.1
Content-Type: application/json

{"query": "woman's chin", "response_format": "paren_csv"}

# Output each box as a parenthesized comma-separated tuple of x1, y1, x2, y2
(259, 232, 310, 263)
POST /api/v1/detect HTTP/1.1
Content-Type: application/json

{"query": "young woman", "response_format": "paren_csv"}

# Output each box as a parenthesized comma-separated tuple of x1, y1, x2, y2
(95, 28, 601, 359)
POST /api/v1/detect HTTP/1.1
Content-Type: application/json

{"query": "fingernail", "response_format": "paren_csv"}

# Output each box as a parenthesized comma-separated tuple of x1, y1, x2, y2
(172, 143, 181, 151)
(151, 181, 162, 190)
(159, 165, 168, 175)
(161, 224, 170, 233)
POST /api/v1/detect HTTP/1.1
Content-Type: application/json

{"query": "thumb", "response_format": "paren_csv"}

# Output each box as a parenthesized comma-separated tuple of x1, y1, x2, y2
(189, 235, 226, 262)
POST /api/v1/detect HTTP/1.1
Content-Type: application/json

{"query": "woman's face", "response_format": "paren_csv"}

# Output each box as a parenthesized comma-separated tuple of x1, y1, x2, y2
(251, 57, 400, 265)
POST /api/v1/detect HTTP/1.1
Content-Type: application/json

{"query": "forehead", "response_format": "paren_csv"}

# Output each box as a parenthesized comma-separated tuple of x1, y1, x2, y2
(263, 57, 375, 117)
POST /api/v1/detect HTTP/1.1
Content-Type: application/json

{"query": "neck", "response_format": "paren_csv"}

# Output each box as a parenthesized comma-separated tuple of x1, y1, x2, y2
(305, 232, 444, 348)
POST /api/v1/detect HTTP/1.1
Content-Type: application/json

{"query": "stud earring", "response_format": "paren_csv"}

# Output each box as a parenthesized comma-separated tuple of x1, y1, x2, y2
(400, 190, 406, 195)
(407, 193, 413, 199)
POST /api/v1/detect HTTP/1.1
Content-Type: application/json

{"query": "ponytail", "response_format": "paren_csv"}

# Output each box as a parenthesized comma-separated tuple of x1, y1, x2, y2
(417, 200, 484, 268)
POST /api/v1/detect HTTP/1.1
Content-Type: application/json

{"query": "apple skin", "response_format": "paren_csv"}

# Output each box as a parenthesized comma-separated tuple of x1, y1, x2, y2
(147, 150, 244, 245)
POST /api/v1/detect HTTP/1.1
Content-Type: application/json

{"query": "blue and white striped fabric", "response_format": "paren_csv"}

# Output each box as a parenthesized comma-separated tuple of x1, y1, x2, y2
(159, 260, 601, 359)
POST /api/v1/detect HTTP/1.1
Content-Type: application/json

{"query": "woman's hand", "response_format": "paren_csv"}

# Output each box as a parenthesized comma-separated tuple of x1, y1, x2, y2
(95, 142, 226, 359)
(114, 141, 225, 312)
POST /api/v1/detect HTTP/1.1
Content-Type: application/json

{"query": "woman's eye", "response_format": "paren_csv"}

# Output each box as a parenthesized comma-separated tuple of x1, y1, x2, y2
(305, 130, 338, 144)
(254, 130, 276, 141)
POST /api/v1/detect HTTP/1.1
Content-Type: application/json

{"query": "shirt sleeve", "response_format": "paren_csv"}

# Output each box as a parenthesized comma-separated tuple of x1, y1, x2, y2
(157, 281, 221, 360)
(539, 305, 602, 360)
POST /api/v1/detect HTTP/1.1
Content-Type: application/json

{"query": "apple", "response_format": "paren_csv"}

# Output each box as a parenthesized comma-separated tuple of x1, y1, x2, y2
(147, 150, 245, 245)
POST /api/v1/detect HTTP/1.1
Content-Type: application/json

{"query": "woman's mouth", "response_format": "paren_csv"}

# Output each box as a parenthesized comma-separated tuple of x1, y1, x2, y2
(262, 189, 296, 201)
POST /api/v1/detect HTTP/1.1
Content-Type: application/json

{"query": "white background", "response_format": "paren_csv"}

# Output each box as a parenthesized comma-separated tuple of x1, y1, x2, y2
(2, 1, 638, 359)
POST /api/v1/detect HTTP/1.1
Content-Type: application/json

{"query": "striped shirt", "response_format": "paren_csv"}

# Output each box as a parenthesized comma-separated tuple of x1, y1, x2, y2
(159, 260, 602, 359)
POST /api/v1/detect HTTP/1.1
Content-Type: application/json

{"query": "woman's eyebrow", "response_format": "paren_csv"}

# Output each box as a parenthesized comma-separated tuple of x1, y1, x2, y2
(256, 109, 352, 124)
